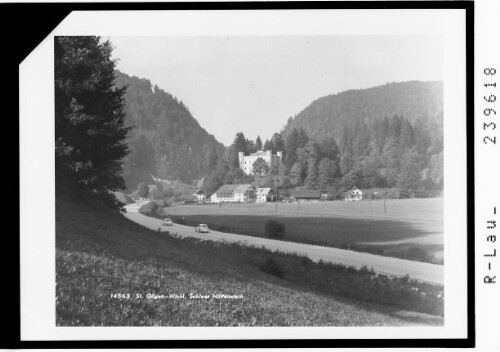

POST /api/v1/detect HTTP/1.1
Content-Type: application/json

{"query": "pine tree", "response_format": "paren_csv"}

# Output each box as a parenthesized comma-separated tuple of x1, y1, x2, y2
(289, 162, 304, 187)
(255, 135, 263, 150)
(317, 158, 336, 189)
(284, 128, 300, 167)
(374, 116, 389, 151)
(399, 119, 415, 151)
(381, 137, 400, 186)
(304, 158, 318, 189)
(55, 36, 130, 204)
(263, 139, 273, 151)
(353, 127, 370, 158)
(271, 132, 285, 153)
(284, 128, 308, 168)
(246, 138, 257, 154)
(317, 137, 340, 162)
(397, 148, 423, 195)
(339, 153, 353, 176)
(388, 115, 402, 140)
(233, 132, 248, 154)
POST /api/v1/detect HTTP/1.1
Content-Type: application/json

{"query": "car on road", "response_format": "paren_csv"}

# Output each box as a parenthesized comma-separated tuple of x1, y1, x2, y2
(162, 218, 173, 226)
(195, 224, 209, 233)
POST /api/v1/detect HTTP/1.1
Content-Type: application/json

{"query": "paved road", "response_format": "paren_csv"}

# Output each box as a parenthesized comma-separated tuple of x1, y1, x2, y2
(124, 202, 444, 285)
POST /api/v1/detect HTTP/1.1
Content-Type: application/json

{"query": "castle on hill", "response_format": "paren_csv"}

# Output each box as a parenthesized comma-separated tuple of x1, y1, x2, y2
(238, 150, 283, 175)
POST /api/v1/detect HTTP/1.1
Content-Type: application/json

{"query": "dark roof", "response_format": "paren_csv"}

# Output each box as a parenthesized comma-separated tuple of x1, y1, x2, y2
(290, 190, 321, 198)
(345, 186, 362, 196)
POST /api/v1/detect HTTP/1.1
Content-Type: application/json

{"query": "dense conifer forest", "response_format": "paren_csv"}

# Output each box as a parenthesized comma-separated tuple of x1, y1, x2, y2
(114, 71, 224, 189)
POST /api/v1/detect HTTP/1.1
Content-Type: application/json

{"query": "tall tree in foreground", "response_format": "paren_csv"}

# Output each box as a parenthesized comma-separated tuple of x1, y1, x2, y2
(55, 36, 130, 206)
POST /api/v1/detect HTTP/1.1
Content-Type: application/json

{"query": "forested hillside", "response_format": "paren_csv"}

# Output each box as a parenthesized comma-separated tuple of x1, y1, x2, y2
(114, 72, 224, 190)
(202, 81, 444, 198)
(283, 81, 443, 141)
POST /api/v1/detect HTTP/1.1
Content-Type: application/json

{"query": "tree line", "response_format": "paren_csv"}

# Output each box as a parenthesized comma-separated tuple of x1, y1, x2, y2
(202, 112, 443, 198)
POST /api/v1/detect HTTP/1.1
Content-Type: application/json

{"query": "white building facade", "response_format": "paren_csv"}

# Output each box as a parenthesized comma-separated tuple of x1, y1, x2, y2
(238, 150, 283, 175)
(255, 187, 272, 202)
(193, 191, 206, 201)
(210, 184, 254, 203)
(345, 186, 363, 201)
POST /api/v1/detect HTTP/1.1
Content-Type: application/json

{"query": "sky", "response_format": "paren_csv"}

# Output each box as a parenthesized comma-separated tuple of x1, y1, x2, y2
(110, 36, 443, 146)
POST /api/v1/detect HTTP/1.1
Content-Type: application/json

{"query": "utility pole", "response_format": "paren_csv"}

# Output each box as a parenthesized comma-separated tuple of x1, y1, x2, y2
(275, 178, 281, 213)
(298, 189, 301, 210)
(275, 190, 278, 212)
(384, 188, 387, 214)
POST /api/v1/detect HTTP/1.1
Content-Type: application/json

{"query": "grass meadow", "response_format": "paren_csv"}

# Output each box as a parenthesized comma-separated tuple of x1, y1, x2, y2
(56, 196, 443, 326)
(163, 198, 444, 264)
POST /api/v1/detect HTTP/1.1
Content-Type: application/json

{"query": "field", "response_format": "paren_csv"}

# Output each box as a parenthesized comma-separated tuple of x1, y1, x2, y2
(56, 196, 444, 326)
(165, 198, 444, 264)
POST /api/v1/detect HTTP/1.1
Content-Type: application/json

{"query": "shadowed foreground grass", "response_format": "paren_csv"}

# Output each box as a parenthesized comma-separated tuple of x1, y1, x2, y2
(56, 197, 443, 326)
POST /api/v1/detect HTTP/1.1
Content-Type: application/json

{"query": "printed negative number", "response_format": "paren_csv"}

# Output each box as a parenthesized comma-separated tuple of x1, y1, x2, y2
(484, 95, 496, 103)
(484, 68, 497, 75)
(484, 108, 496, 116)
(110, 293, 130, 299)
(483, 68, 497, 145)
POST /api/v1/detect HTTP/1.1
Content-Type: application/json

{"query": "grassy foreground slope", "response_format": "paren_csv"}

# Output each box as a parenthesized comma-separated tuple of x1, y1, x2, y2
(56, 197, 443, 326)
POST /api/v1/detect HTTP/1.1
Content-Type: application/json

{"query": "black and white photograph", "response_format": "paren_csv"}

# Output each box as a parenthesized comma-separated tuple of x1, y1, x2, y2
(54, 34, 446, 327)
(17, 2, 489, 347)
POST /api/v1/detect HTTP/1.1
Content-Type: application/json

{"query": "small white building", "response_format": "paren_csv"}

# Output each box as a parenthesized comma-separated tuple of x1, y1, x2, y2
(238, 150, 282, 175)
(210, 184, 254, 203)
(193, 191, 206, 201)
(345, 186, 363, 201)
(255, 187, 272, 203)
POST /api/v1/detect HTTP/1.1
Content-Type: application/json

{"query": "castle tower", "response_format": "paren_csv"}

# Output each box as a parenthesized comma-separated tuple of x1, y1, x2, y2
(238, 151, 244, 170)
(276, 151, 283, 168)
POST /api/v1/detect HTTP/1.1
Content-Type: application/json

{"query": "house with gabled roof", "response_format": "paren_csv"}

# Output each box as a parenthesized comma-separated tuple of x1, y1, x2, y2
(345, 186, 363, 201)
(255, 187, 274, 202)
(210, 184, 255, 203)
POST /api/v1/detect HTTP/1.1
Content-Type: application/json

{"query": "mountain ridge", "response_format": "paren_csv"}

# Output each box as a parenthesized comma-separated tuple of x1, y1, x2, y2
(114, 71, 224, 190)
(282, 80, 443, 141)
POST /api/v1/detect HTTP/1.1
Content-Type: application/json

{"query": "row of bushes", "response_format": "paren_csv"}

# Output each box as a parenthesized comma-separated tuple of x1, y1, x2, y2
(256, 254, 443, 316)
(349, 243, 443, 265)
